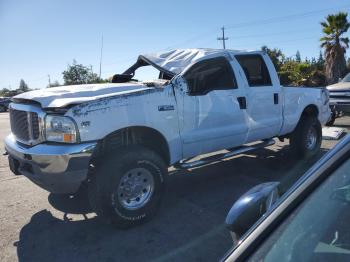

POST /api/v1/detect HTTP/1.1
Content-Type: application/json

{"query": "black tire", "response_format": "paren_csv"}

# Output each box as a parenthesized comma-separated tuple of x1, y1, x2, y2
(290, 116, 322, 159)
(326, 111, 336, 126)
(88, 145, 167, 228)
(0, 105, 6, 112)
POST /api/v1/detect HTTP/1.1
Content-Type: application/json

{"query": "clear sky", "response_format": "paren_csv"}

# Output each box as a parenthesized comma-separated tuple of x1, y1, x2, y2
(1, 0, 350, 90)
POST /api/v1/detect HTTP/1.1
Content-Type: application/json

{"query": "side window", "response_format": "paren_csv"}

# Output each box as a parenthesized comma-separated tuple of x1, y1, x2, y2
(183, 57, 237, 95)
(235, 54, 272, 87)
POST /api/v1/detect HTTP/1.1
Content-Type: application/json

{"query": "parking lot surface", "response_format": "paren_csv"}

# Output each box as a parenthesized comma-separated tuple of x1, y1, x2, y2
(0, 112, 349, 262)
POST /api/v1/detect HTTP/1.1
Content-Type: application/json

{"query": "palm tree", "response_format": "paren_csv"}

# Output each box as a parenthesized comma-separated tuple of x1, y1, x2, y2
(320, 12, 350, 84)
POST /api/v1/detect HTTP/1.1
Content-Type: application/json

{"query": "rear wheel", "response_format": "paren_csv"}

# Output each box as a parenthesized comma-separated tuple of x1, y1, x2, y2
(88, 145, 167, 228)
(0, 105, 6, 112)
(290, 116, 322, 159)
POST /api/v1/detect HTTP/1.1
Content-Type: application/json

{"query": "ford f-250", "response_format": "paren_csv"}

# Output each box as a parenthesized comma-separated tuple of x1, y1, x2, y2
(4, 48, 331, 228)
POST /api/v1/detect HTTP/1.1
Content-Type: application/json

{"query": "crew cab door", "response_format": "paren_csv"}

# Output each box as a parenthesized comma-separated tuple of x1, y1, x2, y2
(235, 54, 283, 142)
(174, 56, 249, 159)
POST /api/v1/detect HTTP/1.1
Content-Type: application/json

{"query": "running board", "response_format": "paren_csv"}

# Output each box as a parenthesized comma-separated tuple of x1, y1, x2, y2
(176, 139, 275, 169)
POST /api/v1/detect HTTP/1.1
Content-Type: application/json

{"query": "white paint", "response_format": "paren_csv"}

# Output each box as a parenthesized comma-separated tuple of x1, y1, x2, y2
(12, 49, 331, 165)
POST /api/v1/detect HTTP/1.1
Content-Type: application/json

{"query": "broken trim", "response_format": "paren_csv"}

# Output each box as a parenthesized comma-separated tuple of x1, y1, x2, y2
(123, 55, 176, 79)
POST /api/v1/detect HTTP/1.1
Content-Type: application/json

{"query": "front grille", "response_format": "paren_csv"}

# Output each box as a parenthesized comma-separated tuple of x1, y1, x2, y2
(329, 95, 350, 99)
(31, 112, 40, 139)
(10, 108, 40, 143)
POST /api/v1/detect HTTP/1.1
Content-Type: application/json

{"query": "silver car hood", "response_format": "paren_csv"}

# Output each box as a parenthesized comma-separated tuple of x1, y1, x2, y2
(13, 83, 153, 108)
(327, 82, 350, 91)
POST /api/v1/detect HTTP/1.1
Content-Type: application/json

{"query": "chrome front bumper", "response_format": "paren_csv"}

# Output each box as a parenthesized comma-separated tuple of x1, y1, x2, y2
(5, 134, 97, 194)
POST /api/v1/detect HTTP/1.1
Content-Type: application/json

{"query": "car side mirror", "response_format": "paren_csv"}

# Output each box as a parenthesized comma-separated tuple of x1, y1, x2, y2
(339, 78, 343, 83)
(225, 182, 280, 246)
(111, 74, 133, 83)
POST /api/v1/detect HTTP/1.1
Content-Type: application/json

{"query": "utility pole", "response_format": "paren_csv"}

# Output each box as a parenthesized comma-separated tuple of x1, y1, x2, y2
(48, 74, 51, 87)
(99, 35, 103, 79)
(217, 26, 228, 49)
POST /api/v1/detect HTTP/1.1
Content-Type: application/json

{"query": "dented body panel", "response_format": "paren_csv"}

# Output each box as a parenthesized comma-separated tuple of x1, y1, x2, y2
(5, 48, 331, 194)
(65, 84, 183, 164)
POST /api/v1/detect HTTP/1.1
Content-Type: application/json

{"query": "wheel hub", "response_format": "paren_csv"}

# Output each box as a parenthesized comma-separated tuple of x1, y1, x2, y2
(115, 167, 154, 210)
(306, 126, 317, 150)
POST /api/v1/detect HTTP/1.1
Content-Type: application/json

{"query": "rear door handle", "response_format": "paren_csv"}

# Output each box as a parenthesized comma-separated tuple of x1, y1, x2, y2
(274, 93, 279, 104)
(237, 97, 247, 109)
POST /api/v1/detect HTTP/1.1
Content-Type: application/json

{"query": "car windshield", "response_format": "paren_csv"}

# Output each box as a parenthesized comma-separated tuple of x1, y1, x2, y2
(247, 156, 350, 262)
(342, 73, 350, 82)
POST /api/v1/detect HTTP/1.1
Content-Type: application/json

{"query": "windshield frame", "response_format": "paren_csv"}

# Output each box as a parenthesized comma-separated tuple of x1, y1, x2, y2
(223, 135, 350, 262)
(123, 55, 176, 80)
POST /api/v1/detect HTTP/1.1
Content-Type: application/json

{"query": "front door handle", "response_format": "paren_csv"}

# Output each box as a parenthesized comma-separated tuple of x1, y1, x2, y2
(237, 97, 247, 109)
(274, 93, 279, 104)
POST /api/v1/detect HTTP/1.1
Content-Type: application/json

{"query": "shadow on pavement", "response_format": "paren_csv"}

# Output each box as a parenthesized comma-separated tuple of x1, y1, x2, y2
(16, 146, 329, 262)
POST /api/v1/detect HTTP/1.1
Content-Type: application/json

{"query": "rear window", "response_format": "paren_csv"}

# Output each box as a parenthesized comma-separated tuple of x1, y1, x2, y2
(235, 54, 272, 87)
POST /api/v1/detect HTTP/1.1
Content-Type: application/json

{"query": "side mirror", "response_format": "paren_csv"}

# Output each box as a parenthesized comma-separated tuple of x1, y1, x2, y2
(111, 74, 133, 83)
(225, 182, 280, 245)
(339, 78, 343, 83)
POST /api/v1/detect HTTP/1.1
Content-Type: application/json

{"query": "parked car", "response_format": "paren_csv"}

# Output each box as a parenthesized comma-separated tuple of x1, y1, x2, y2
(4, 48, 331, 228)
(0, 97, 11, 112)
(224, 134, 350, 262)
(326, 73, 350, 125)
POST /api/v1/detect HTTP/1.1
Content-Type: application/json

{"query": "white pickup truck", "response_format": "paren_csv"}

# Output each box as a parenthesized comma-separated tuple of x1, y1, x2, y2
(5, 48, 330, 227)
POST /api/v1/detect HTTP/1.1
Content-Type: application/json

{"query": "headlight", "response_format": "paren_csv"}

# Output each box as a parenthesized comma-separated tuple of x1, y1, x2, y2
(45, 115, 79, 143)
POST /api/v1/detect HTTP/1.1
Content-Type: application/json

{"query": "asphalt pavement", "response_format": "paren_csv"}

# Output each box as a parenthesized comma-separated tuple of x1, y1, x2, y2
(0, 112, 349, 262)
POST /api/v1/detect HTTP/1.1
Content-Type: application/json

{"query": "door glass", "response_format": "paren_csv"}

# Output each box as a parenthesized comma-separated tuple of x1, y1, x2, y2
(236, 55, 272, 87)
(184, 57, 237, 95)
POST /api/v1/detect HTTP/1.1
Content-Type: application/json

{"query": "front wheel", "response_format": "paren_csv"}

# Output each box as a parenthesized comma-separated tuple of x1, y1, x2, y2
(290, 116, 322, 159)
(88, 145, 167, 228)
(326, 109, 336, 126)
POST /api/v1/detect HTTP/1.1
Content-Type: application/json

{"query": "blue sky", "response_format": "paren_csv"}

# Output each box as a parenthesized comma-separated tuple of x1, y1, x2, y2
(1, 0, 350, 89)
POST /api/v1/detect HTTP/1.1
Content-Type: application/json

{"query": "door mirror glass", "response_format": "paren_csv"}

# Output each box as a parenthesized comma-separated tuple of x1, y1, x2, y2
(225, 182, 281, 245)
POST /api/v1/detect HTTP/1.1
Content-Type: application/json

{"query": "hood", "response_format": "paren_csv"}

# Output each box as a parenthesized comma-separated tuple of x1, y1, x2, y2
(13, 83, 153, 108)
(142, 48, 225, 75)
(327, 81, 350, 91)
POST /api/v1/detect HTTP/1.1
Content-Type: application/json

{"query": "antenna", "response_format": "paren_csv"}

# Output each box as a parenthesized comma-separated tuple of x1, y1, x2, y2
(99, 35, 103, 78)
(48, 74, 51, 87)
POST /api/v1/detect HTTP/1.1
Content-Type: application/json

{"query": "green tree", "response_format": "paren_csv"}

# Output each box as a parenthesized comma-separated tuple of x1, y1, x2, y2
(63, 60, 103, 85)
(47, 80, 60, 88)
(261, 46, 285, 71)
(320, 12, 350, 84)
(0, 88, 11, 97)
(19, 79, 29, 92)
(295, 50, 301, 63)
(317, 50, 325, 70)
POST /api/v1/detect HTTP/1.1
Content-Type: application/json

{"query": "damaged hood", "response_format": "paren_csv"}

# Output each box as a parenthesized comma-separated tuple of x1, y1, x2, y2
(142, 48, 225, 75)
(13, 83, 153, 108)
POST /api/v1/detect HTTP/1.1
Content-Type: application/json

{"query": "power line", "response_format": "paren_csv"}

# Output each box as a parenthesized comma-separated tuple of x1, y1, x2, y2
(225, 4, 350, 29)
(232, 27, 319, 39)
(217, 26, 229, 49)
(162, 4, 350, 51)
